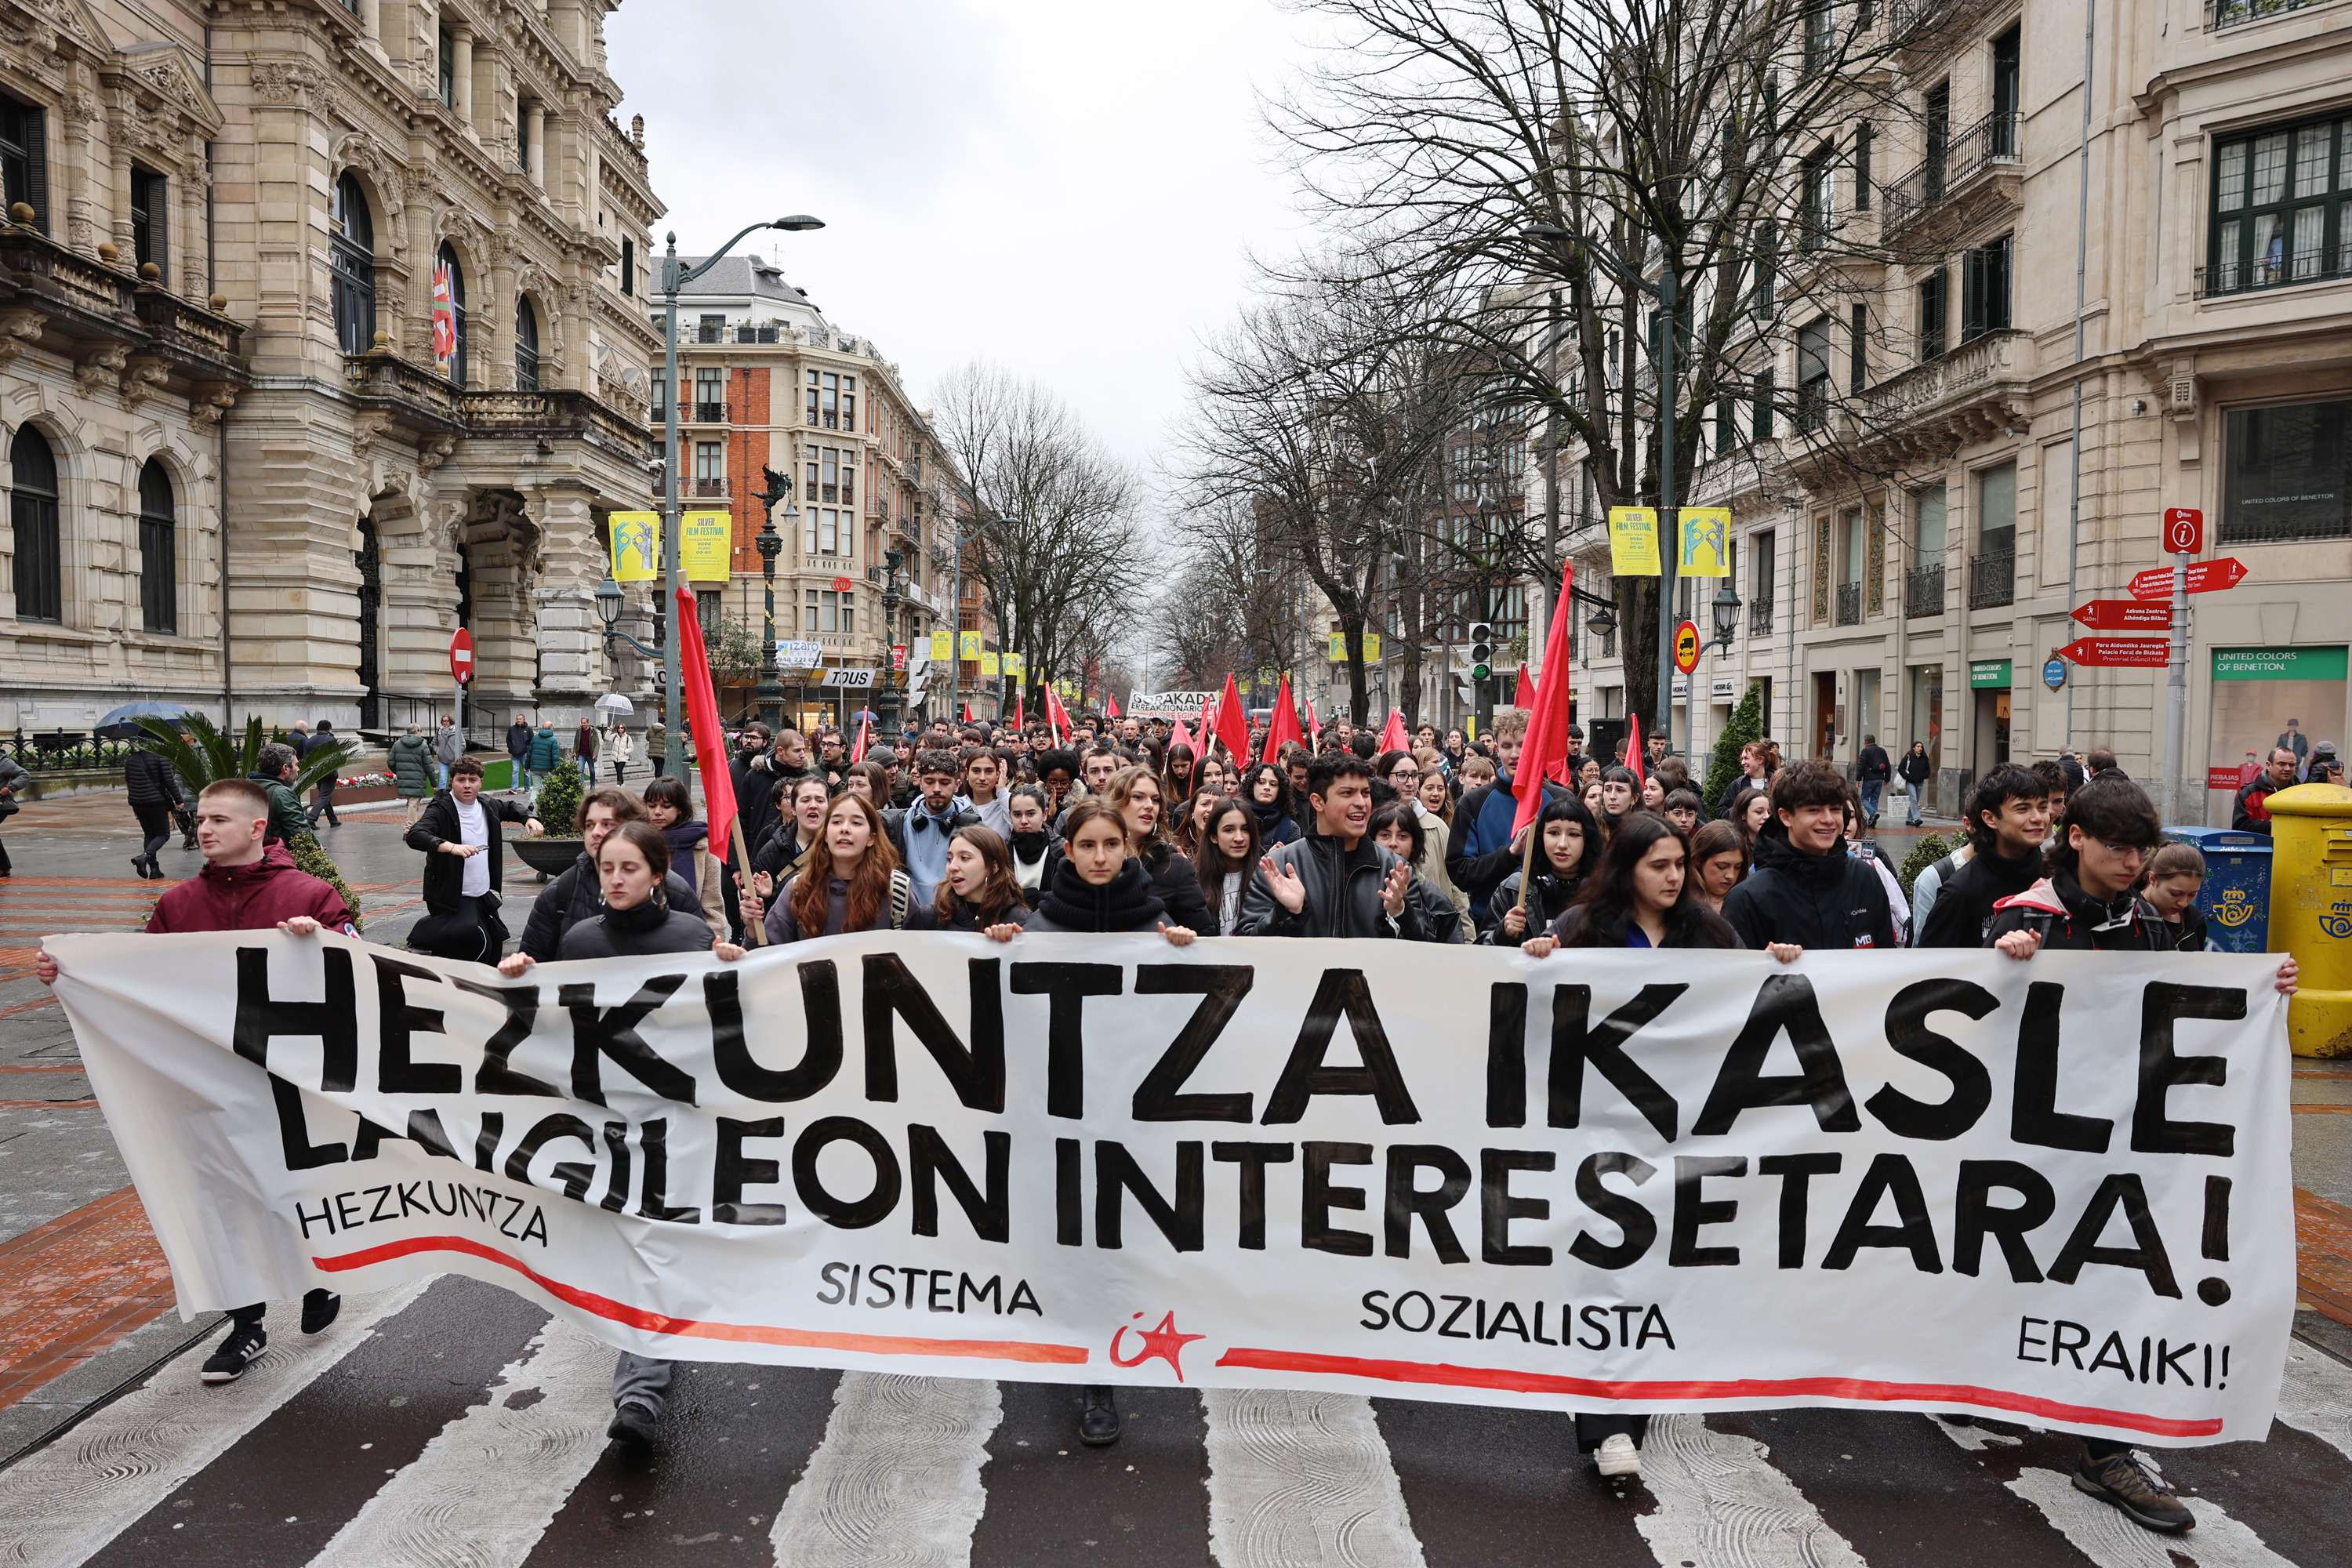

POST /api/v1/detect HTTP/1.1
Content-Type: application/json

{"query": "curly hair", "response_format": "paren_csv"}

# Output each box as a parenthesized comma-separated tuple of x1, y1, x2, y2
(789, 792, 899, 936)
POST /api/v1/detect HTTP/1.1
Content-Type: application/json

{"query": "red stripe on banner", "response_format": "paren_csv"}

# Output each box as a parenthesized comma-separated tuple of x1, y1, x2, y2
(314, 1236, 1090, 1365)
(1212, 1347, 2223, 1438)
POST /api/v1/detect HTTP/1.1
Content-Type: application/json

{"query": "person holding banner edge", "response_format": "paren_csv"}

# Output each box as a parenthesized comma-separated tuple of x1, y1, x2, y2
(1984, 774, 2298, 1533)
(33, 777, 355, 1384)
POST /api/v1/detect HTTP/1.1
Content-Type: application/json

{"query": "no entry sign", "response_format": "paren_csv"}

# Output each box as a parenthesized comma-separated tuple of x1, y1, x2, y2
(2070, 599, 2172, 632)
(448, 628, 474, 684)
(2129, 557, 2247, 601)
(2058, 636, 2170, 668)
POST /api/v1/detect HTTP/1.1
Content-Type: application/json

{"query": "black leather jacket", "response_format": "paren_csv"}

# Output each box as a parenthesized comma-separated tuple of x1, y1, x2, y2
(1236, 826, 1437, 940)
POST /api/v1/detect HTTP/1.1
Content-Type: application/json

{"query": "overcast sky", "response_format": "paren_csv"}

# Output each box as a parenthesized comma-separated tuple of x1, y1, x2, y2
(608, 0, 1321, 480)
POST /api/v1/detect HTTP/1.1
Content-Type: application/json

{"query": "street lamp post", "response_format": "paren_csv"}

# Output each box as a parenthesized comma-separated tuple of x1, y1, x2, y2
(1526, 223, 1679, 757)
(655, 214, 822, 779)
(751, 466, 796, 732)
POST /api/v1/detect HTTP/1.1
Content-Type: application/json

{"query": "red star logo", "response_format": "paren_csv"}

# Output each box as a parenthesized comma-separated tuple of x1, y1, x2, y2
(1109, 1311, 1207, 1382)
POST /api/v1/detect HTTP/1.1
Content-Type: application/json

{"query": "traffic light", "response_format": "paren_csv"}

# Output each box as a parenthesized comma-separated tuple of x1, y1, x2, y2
(1468, 622, 1494, 684)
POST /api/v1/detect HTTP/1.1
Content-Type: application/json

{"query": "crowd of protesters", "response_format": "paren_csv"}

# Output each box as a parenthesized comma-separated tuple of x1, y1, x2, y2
(32, 696, 2305, 1536)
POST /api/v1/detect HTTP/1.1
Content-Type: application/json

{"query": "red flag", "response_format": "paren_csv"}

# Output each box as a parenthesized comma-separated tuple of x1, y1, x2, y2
(1214, 673, 1248, 763)
(1513, 664, 1536, 710)
(849, 715, 873, 764)
(1014, 691, 1025, 732)
(1045, 684, 1073, 745)
(1377, 707, 1409, 753)
(1305, 697, 1320, 743)
(1261, 675, 1302, 764)
(1171, 717, 1194, 756)
(1626, 713, 1645, 792)
(1106, 693, 1122, 719)
(673, 587, 739, 851)
(1511, 562, 1579, 839)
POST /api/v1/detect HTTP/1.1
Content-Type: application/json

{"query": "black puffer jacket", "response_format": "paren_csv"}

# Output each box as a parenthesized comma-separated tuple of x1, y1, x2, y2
(519, 850, 702, 960)
(1719, 823, 1897, 951)
(124, 750, 185, 807)
(556, 895, 716, 960)
(1025, 858, 1169, 934)
(1916, 844, 2041, 950)
(1138, 840, 1214, 934)
(1237, 825, 1436, 940)
(940, 898, 1033, 934)
(1477, 866, 1584, 944)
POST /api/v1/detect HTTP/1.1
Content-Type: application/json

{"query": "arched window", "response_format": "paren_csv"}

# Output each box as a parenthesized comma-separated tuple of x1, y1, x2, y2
(514, 295, 540, 392)
(9, 426, 60, 623)
(137, 458, 175, 633)
(434, 242, 468, 387)
(331, 172, 376, 354)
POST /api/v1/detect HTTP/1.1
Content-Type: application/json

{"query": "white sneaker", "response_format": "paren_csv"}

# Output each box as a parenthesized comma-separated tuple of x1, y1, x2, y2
(1595, 1432, 1641, 1477)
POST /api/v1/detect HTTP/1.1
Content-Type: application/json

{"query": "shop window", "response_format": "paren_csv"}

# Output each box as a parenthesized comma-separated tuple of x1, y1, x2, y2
(2222, 397, 2350, 544)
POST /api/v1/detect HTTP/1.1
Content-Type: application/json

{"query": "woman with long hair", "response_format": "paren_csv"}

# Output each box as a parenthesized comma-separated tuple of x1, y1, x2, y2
(1022, 796, 1195, 1453)
(1101, 765, 1213, 932)
(1481, 796, 1602, 943)
(1164, 742, 1197, 802)
(935, 824, 1030, 935)
(1580, 776, 1607, 822)
(1728, 787, 1773, 866)
(1410, 753, 1472, 928)
(1174, 786, 1220, 858)
(1372, 750, 1418, 804)
(1193, 795, 1261, 935)
(1195, 753, 1231, 801)
(1639, 772, 1667, 813)
(1513, 808, 1740, 1483)
(764, 792, 933, 942)
(641, 775, 727, 939)
(1368, 800, 1469, 942)
(1237, 761, 1298, 848)
(1689, 818, 1747, 913)
(1004, 784, 1062, 907)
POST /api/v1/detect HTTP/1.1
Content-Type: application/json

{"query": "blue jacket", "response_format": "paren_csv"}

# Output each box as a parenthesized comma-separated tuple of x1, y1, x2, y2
(1444, 772, 1566, 920)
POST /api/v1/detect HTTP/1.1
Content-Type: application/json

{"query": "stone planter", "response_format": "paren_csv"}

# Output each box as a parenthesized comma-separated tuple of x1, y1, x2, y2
(512, 837, 584, 883)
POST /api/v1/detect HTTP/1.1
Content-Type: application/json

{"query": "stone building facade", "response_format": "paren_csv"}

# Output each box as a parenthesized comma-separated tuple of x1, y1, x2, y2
(659, 253, 990, 733)
(1552, 0, 2352, 825)
(1, 0, 663, 740)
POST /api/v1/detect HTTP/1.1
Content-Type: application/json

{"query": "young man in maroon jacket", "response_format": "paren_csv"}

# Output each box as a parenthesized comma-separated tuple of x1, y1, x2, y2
(38, 777, 359, 1384)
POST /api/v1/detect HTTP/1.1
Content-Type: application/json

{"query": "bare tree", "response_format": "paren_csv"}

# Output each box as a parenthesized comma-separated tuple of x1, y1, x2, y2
(1270, 0, 1918, 730)
(1175, 262, 1470, 724)
(931, 363, 1155, 717)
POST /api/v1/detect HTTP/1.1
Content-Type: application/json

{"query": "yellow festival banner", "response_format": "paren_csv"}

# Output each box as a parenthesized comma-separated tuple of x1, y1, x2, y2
(679, 511, 732, 583)
(980, 652, 1000, 676)
(1679, 509, 1732, 577)
(960, 632, 983, 660)
(608, 512, 659, 583)
(1607, 508, 1661, 577)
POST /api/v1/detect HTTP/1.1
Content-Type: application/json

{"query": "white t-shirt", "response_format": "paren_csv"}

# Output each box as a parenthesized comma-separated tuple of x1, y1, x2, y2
(455, 798, 492, 897)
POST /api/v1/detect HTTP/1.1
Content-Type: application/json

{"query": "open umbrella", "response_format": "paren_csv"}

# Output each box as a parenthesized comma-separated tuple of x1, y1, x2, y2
(593, 694, 635, 717)
(95, 700, 195, 739)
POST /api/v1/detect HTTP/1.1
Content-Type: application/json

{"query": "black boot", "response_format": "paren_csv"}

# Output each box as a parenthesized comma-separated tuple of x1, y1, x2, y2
(1079, 1385, 1120, 1446)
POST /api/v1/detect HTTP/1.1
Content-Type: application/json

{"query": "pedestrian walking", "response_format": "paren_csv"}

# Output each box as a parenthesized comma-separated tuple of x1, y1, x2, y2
(1719, 759, 1896, 955)
(1856, 734, 1891, 826)
(433, 714, 463, 789)
(935, 825, 1031, 935)
(304, 720, 343, 828)
(505, 713, 532, 793)
(643, 775, 728, 940)
(1004, 784, 1062, 908)
(510, 786, 699, 964)
(604, 721, 634, 784)
(2234, 746, 2298, 833)
(1479, 796, 1601, 943)
(1239, 753, 1437, 939)
(1899, 741, 1933, 824)
(765, 793, 931, 942)
(524, 720, 561, 799)
(1102, 767, 1214, 934)
(123, 737, 187, 880)
(1986, 775, 2297, 1534)
(507, 821, 743, 1448)
(245, 743, 311, 845)
(2279, 718, 2310, 779)
(575, 717, 598, 770)
(34, 778, 354, 1381)
(403, 756, 543, 964)
(0, 746, 27, 877)
(389, 723, 436, 826)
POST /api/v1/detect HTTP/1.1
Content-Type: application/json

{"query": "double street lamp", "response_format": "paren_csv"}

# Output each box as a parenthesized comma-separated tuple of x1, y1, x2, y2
(595, 213, 825, 781)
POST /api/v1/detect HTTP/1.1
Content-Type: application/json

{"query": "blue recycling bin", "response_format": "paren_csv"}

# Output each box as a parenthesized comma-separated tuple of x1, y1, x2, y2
(2165, 826, 2272, 953)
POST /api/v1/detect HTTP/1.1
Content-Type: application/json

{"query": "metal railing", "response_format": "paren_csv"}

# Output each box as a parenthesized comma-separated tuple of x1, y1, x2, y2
(690, 401, 728, 423)
(2196, 247, 2350, 298)
(1881, 111, 2020, 230)
(1968, 548, 2016, 607)
(1904, 563, 1945, 616)
(691, 477, 731, 497)
(1836, 583, 1863, 625)
(2217, 510, 2352, 545)
(1, 730, 143, 771)
(1749, 597, 1774, 637)
(2210, 0, 2335, 25)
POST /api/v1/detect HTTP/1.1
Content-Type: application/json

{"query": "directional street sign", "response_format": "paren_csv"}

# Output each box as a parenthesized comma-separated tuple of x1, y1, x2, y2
(2163, 506, 2205, 555)
(2129, 557, 2247, 601)
(2058, 636, 2171, 668)
(2070, 599, 2173, 632)
(1673, 620, 1701, 674)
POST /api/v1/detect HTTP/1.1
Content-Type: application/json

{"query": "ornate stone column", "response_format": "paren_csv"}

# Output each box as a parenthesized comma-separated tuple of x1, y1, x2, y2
(532, 481, 607, 724)
(452, 28, 475, 132)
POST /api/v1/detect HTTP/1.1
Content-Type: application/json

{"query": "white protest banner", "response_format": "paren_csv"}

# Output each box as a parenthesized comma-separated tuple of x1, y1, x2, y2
(52, 935, 2290, 1443)
(1127, 691, 1218, 720)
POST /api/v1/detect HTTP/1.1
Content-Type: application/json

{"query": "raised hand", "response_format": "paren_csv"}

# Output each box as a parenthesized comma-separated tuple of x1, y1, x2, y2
(1381, 862, 1410, 916)
(1260, 855, 1306, 913)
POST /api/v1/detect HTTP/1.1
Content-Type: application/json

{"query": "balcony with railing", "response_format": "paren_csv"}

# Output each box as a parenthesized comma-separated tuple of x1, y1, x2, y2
(1904, 563, 1945, 617)
(685, 401, 729, 424)
(1749, 597, 1774, 637)
(691, 477, 731, 498)
(2209, 0, 2339, 25)
(1968, 548, 2015, 607)
(2195, 245, 2352, 299)
(1881, 111, 2020, 233)
(1835, 583, 1863, 626)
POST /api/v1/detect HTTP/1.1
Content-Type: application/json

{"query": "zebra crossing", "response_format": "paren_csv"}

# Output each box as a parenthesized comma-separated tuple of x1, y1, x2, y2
(2, 1276, 2350, 1568)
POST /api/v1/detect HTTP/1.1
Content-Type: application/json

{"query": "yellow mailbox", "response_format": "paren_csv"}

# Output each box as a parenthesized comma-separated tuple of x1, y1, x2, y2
(2264, 782, 2352, 1058)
